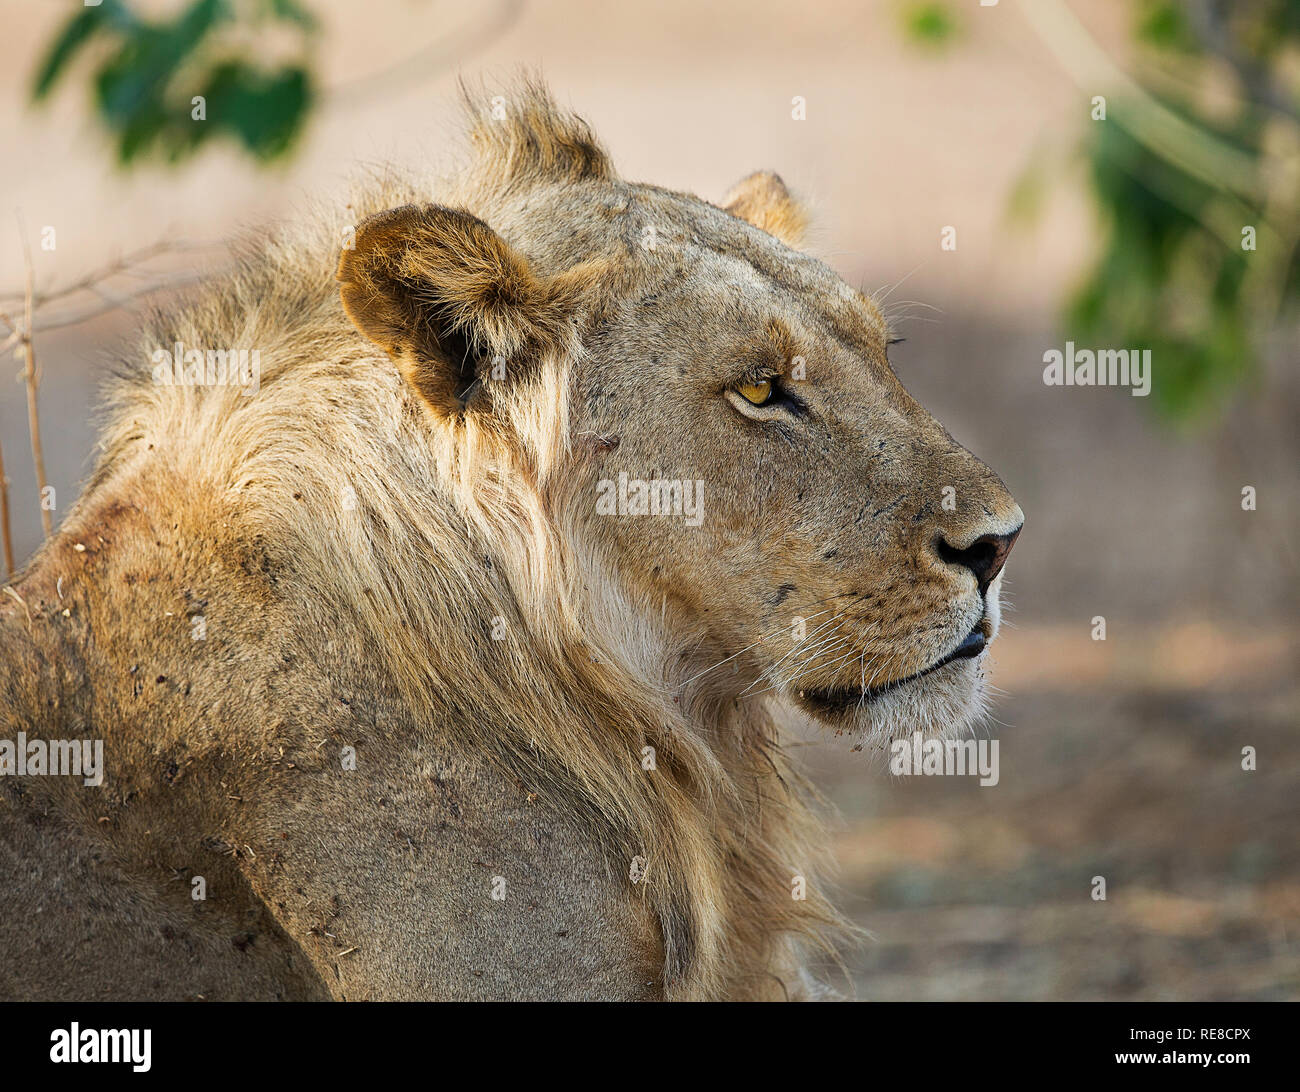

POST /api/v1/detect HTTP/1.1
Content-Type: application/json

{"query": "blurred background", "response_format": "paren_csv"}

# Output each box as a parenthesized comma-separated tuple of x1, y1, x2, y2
(1, 0, 1297, 999)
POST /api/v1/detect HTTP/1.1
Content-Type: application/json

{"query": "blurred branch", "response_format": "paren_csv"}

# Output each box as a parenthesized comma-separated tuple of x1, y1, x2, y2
(322, 0, 524, 109)
(0, 428, 13, 577)
(0, 239, 207, 309)
(1011, 0, 1300, 422)
(31, 0, 317, 166)
(31, 0, 527, 166)
(16, 215, 51, 539)
(1015, 0, 1265, 205)
(25, 276, 209, 335)
(0, 238, 216, 334)
(0, 229, 217, 552)
(1186, 0, 1300, 126)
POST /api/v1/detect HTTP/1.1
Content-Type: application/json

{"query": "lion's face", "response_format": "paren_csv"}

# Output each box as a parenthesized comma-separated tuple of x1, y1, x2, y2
(565, 182, 1023, 743)
(338, 133, 1021, 747)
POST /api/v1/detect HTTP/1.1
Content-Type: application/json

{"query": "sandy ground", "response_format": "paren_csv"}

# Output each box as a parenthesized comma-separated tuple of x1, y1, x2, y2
(800, 624, 1300, 1000)
(2, 0, 1297, 999)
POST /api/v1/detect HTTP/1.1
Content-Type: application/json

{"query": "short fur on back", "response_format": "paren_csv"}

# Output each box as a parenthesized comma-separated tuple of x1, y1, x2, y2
(0, 77, 1021, 1000)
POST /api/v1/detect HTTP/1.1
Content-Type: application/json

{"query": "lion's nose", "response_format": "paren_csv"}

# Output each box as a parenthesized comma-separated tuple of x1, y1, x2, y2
(937, 524, 1022, 595)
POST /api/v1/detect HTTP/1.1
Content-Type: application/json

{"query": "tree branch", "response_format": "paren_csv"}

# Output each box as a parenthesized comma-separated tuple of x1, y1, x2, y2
(17, 214, 51, 538)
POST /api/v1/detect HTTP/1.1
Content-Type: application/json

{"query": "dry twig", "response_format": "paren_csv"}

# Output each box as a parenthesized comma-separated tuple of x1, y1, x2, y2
(0, 226, 216, 573)
(0, 429, 13, 577)
(16, 214, 52, 538)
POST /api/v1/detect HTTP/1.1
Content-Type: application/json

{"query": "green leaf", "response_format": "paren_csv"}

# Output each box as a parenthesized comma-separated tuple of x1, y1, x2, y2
(1005, 159, 1047, 226)
(32, 5, 108, 100)
(1134, 1, 1198, 53)
(204, 62, 312, 161)
(900, 2, 958, 48)
(266, 0, 319, 31)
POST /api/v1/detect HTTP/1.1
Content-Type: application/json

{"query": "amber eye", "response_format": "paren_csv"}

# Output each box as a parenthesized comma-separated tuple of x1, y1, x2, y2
(736, 379, 773, 405)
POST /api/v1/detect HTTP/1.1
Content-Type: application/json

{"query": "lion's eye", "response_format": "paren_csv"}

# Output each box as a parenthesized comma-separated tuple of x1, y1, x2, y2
(736, 379, 773, 405)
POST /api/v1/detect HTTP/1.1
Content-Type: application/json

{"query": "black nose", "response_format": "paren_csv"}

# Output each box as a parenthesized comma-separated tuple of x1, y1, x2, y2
(937, 526, 1021, 595)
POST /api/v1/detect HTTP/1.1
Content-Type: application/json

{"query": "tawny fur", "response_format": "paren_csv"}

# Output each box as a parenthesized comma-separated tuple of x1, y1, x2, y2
(0, 77, 1021, 1001)
(722, 171, 810, 248)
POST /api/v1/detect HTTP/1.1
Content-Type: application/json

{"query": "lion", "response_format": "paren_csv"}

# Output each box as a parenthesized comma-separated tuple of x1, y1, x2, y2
(0, 78, 1022, 1001)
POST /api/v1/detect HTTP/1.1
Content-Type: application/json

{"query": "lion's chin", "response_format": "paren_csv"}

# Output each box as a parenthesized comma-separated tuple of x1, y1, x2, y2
(790, 655, 990, 748)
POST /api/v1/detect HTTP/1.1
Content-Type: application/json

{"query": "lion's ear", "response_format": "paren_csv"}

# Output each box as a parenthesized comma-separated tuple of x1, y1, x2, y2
(721, 171, 809, 247)
(338, 204, 565, 415)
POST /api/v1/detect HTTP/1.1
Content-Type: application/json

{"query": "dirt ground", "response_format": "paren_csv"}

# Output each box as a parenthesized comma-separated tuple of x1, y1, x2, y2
(798, 633, 1300, 1000)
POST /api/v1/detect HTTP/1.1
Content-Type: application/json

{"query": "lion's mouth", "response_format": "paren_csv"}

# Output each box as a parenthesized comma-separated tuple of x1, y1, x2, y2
(794, 621, 987, 716)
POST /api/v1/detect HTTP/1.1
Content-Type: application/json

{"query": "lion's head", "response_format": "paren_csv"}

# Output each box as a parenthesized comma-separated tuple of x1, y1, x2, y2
(336, 81, 1023, 750)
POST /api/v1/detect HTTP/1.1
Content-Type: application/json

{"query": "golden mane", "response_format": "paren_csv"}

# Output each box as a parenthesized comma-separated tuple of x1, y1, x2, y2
(84, 76, 847, 999)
